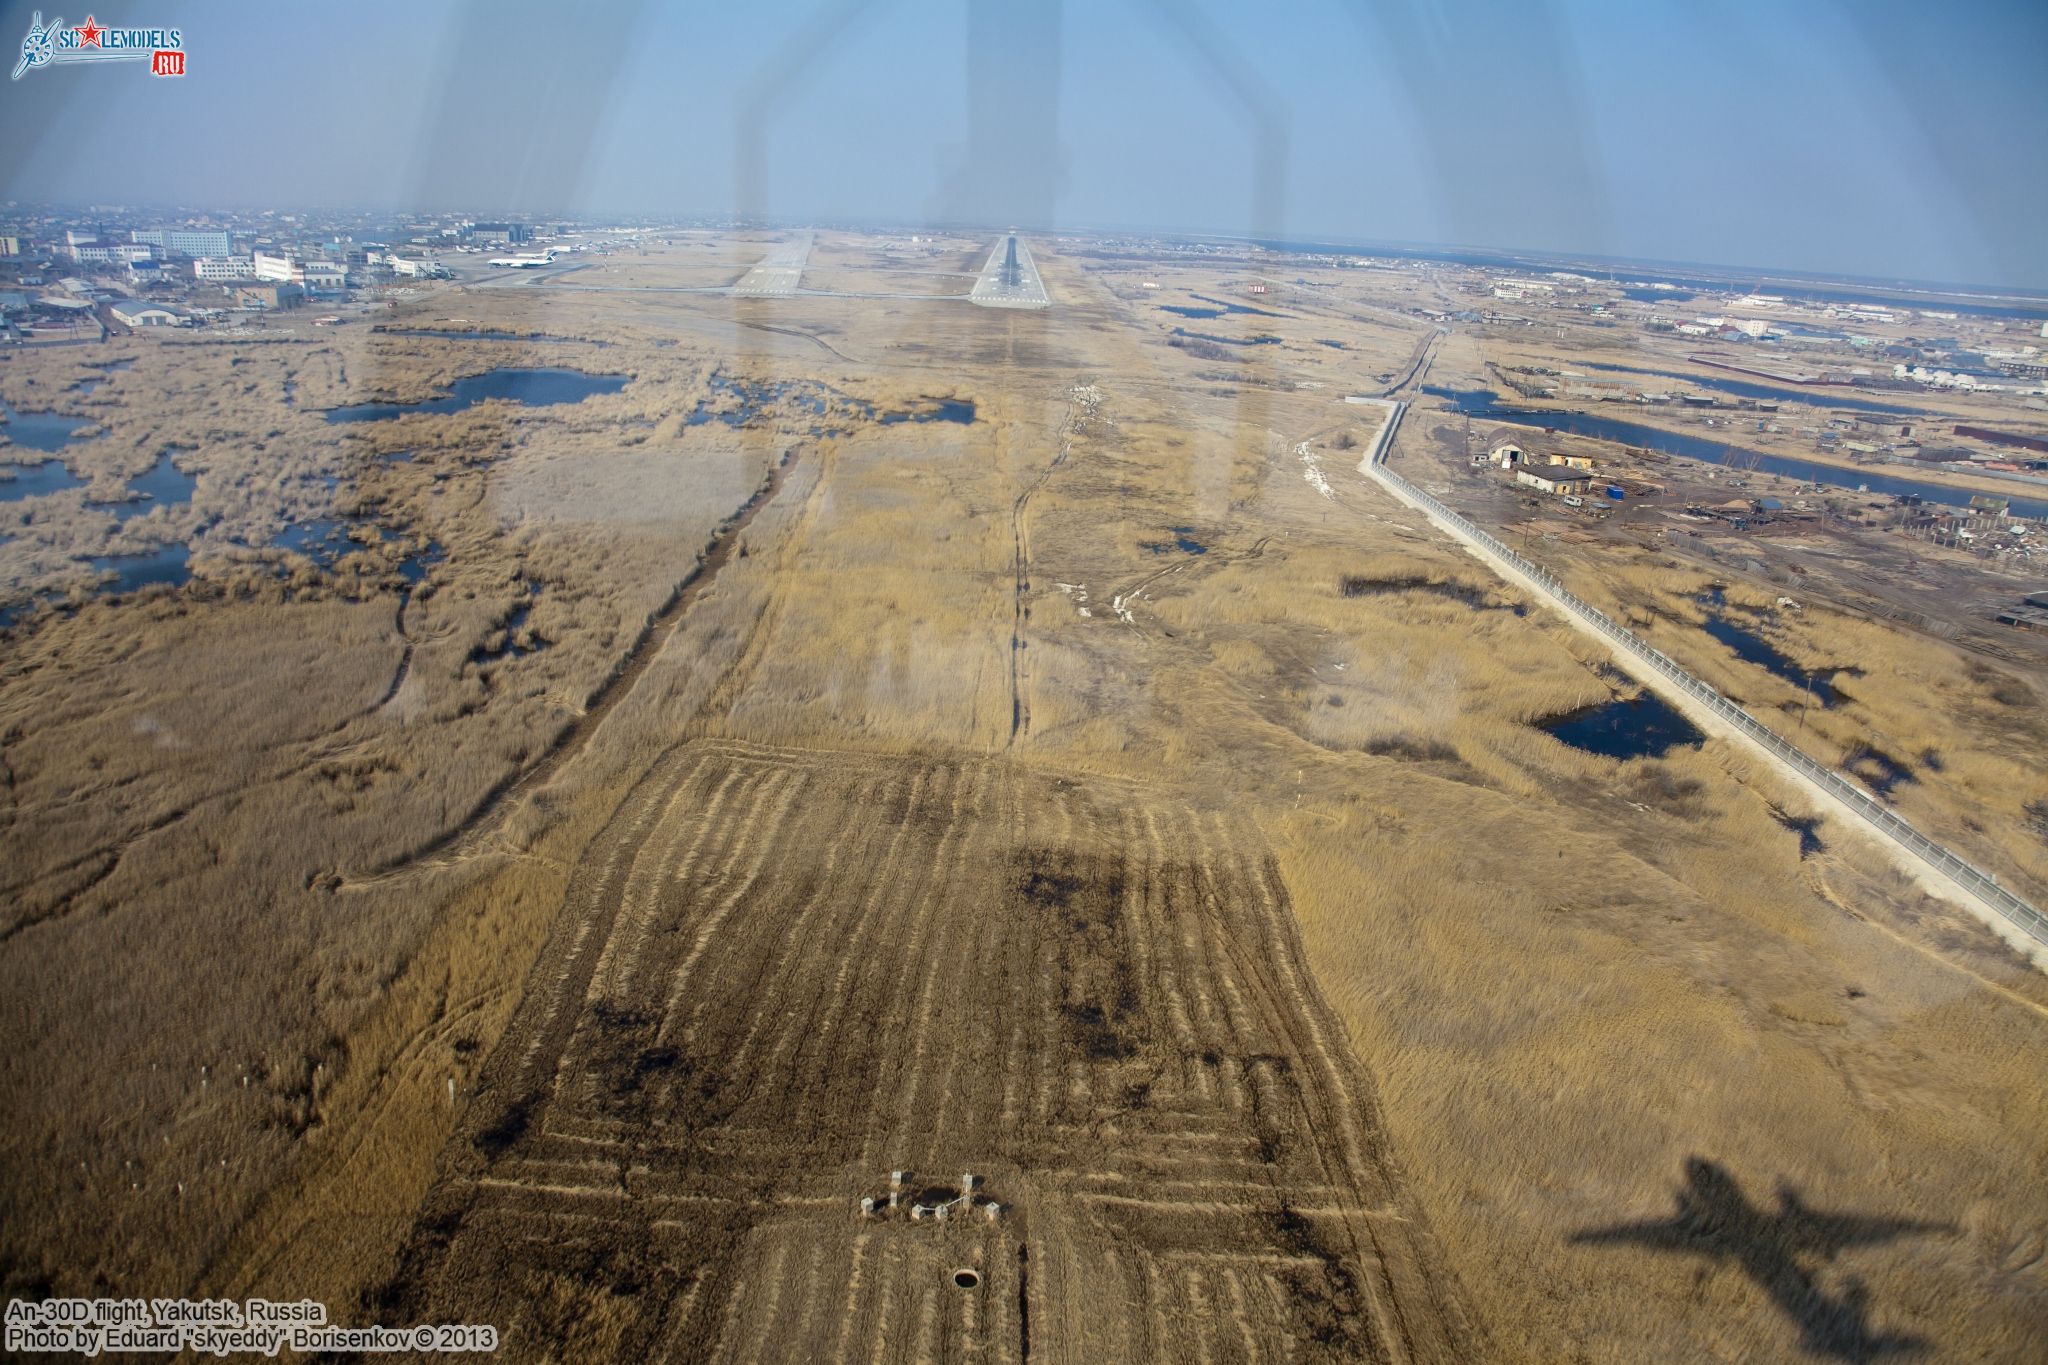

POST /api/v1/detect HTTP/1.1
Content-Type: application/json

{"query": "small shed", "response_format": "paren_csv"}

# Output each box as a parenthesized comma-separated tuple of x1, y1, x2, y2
(1516, 465, 1593, 495)
(1487, 427, 1538, 467)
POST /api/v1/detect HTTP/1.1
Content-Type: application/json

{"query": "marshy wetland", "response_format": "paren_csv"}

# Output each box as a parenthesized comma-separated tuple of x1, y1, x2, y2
(2, 233, 2045, 1364)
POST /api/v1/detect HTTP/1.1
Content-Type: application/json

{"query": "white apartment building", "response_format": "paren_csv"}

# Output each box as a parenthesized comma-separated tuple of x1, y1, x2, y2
(193, 256, 257, 281)
(252, 251, 296, 282)
(251, 252, 347, 290)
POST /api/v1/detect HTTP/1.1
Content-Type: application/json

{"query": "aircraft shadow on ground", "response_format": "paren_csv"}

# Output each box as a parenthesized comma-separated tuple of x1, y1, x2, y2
(1571, 1156, 1952, 1362)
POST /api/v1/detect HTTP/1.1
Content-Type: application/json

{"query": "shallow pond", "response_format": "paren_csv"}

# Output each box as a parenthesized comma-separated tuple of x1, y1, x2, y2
(1173, 328, 1281, 347)
(686, 377, 830, 427)
(274, 515, 443, 583)
(1142, 526, 1208, 555)
(1, 405, 92, 453)
(93, 450, 198, 521)
(0, 460, 85, 502)
(470, 587, 548, 663)
(324, 367, 629, 423)
(91, 543, 192, 594)
(1543, 691, 1704, 759)
(879, 398, 977, 425)
(1701, 614, 1841, 707)
(1191, 293, 1284, 318)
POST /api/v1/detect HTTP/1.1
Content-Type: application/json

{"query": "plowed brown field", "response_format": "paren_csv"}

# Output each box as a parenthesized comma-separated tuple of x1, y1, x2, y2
(383, 740, 1474, 1361)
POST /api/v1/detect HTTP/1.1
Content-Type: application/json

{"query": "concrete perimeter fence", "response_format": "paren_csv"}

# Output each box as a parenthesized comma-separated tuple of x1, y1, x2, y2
(1358, 399, 2048, 954)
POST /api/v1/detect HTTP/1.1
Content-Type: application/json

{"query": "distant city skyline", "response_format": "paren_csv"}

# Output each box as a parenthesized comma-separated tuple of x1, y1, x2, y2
(3, 0, 2044, 290)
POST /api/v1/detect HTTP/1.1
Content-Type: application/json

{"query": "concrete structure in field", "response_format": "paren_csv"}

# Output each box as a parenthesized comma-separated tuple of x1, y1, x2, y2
(969, 233, 1048, 309)
(732, 231, 812, 297)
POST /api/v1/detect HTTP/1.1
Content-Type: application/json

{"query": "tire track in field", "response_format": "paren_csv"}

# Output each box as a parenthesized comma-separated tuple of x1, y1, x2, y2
(654, 772, 808, 1046)
(778, 767, 945, 1121)
(882, 767, 993, 1157)
(866, 765, 988, 1162)
(585, 756, 738, 1005)
(342, 446, 805, 887)
(1007, 395, 1080, 745)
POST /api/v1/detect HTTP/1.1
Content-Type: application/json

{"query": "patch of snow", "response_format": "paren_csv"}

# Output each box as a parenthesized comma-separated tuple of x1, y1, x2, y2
(1298, 441, 1333, 500)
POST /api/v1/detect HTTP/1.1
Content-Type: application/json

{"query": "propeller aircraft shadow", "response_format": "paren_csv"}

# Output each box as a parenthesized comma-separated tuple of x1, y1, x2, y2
(1572, 1157, 1952, 1362)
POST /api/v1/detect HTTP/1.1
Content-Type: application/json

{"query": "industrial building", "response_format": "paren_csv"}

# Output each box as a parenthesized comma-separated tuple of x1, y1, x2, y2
(231, 282, 304, 310)
(298, 260, 347, 291)
(110, 300, 193, 328)
(469, 223, 531, 245)
(385, 255, 445, 279)
(131, 228, 233, 258)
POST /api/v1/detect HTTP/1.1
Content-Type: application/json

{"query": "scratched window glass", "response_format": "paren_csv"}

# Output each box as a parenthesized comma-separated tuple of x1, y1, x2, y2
(2, 3, 2045, 1362)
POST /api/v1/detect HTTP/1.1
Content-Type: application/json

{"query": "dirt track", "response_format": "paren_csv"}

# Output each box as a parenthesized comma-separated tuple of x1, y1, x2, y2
(383, 740, 1477, 1361)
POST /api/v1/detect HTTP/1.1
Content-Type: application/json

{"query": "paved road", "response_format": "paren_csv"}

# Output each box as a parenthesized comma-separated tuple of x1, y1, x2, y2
(467, 261, 592, 289)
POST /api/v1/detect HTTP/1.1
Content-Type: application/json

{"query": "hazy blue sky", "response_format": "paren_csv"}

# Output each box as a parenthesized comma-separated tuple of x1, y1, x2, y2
(3, 0, 2044, 288)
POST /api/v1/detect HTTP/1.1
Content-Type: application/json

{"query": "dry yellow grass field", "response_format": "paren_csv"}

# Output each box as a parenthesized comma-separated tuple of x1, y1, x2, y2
(4, 235, 2044, 1361)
